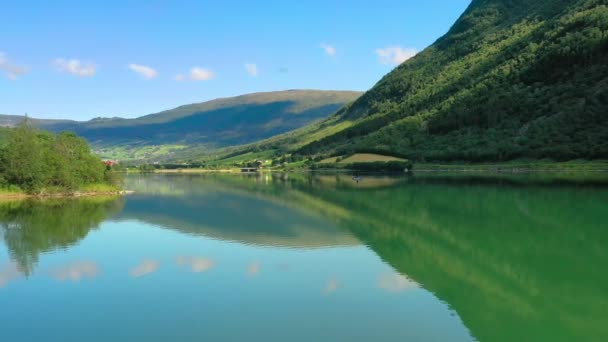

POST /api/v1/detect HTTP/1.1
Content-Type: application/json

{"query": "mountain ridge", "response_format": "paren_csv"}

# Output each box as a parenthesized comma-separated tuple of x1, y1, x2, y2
(288, 0, 608, 162)
(0, 90, 361, 160)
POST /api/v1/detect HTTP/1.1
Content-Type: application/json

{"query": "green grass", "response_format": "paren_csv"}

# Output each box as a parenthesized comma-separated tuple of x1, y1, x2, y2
(323, 153, 405, 164)
(0, 185, 24, 196)
(0, 183, 122, 198)
(282, 160, 309, 170)
(78, 183, 122, 193)
(203, 150, 277, 168)
(97, 144, 188, 161)
(414, 160, 608, 172)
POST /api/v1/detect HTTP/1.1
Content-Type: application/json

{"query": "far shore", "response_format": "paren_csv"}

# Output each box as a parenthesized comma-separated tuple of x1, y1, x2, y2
(126, 161, 608, 175)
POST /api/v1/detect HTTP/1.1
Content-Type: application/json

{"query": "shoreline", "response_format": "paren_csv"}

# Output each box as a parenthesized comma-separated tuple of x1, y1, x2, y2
(122, 160, 608, 175)
(0, 190, 134, 200)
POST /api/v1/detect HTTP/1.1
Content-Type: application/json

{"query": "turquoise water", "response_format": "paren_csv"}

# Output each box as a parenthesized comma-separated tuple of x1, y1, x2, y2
(1, 173, 607, 341)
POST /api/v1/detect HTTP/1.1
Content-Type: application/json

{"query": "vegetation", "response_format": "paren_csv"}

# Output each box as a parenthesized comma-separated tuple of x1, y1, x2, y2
(0, 120, 122, 194)
(2, 90, 360, 161)
(4, 1, 606, 166)
(0, 196, 124, 274)
(195, 0, 607, 166)
(320, 153, 405, 164)
(293, 0, 608, 162)
(312, 160, 412, 172)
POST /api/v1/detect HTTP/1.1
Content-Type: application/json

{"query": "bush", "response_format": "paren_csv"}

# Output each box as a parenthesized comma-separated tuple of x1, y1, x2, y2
(0, 120, 120, 194)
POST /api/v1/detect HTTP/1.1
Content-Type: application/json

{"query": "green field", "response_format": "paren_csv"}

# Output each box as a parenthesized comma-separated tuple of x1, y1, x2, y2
(321, 153, 405, 164)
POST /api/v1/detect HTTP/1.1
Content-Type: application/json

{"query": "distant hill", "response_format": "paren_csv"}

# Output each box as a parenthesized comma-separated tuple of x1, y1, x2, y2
(286, 0, 608, 162)
(0, 114, 73, 128)
(0, 90, 360, 160)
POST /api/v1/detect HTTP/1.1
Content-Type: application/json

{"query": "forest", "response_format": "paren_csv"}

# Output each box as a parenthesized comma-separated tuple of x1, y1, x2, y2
(263, 0, 608, 163)
(0, 120, 122, 194)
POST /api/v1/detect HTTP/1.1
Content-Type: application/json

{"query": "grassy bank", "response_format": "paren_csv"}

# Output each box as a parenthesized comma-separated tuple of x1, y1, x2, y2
(124, 157, 608, 175)
(0, 183, 128, 200)
(413, 160, 608, 173)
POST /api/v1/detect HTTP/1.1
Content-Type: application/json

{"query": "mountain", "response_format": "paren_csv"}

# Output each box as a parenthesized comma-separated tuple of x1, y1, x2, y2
(287, 0, 608, 162)
(1, 90, 361, 160)
(0, 114, 73, 128)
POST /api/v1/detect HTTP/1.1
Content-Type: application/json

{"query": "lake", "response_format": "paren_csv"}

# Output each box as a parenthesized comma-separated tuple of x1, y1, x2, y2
(1, 173, 607, 341)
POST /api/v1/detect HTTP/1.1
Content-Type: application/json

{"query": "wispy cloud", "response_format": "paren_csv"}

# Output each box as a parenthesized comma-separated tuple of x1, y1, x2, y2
(129, 259, 160, 278)
(175, 67, 215, 82)
(53, 58, 96, 77)
(378, 273, 419, 292)
(375, 46, 417, 65)
(176, 256, 215, 273)
(244, 63, 258, 77)
(128, 63, 158, 79)
(0, 52, 28, 80)
(321, 44, 336, 57)
(50, 261, 99, 282)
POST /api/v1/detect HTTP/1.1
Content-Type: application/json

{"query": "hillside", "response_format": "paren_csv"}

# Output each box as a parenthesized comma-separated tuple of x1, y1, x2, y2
(285, 0, 608, 162)
(1, 90, 360, 160)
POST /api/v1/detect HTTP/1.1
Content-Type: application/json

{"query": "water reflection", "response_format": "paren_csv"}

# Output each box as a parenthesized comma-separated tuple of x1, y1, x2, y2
(50, 261, 99, 282)
(323, 278, 339, 295)
(119, 174, 358, 249)
(247, 261, 260, 276)
(378, 273, 419, 293)
(0, 197, 123, 275)
(0, 262, 20, 287)
(0, 173, 606, 341)
(125, 173, 607, 341)
(130, 259, 160, 278)
(175, 256, 215, 273)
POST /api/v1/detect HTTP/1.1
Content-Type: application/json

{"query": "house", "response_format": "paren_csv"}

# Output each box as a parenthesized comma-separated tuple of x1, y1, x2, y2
(103, 160, 118, 167)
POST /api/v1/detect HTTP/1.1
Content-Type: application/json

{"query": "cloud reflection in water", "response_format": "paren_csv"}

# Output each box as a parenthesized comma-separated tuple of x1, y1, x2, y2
(378, 273, 419, 293)
(50, 261, 99, 282)
(0, 262, 21, 287)
(130, 259, 160, 278)
(176, 256, 215, 273)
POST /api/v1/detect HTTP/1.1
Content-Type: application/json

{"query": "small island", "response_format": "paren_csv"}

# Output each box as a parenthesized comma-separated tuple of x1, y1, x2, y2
(0, 120, 123, 198)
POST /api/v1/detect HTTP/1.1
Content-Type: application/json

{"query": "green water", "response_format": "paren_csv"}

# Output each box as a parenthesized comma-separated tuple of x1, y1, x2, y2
(1, 173, 607, 341)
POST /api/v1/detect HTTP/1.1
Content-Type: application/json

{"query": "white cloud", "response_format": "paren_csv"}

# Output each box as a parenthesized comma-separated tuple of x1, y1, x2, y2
(0, 52, 28, 80)
(321, 44, 336, 57)
(375, 46, 417, 65)
(53, 58, 96, 77)
(244, 63, 258, 77)
(189, 67, 214, 81)
(175, 67, 214, 82)
(128, 63, 158, 79)
(129, 259, 160, 278)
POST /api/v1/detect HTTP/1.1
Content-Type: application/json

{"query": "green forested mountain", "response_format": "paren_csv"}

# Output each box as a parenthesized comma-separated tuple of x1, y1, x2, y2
(1, 90, 360, 160)
(288, 0, 608, 162)
(4, 0, 606, 164)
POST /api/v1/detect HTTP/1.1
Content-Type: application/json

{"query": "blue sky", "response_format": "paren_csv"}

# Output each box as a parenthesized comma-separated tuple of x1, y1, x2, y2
(0, 0, 471, 120)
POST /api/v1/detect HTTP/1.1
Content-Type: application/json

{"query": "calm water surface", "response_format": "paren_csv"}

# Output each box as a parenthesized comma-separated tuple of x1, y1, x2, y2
(1, 173, 607, 341)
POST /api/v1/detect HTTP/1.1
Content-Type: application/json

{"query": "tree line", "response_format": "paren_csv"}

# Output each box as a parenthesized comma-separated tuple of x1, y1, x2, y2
(0, 119, 122, 194)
